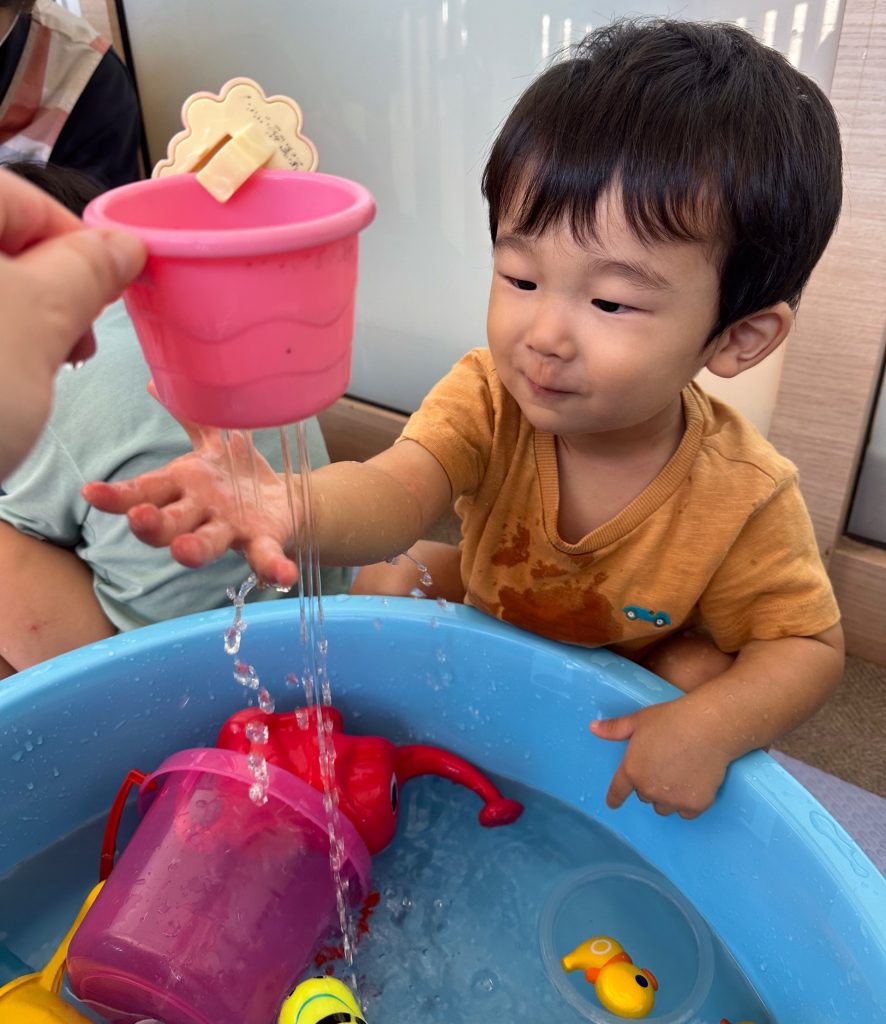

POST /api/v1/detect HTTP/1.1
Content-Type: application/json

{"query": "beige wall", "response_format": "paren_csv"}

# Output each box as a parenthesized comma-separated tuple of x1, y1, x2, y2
(769, 0, 886, 663)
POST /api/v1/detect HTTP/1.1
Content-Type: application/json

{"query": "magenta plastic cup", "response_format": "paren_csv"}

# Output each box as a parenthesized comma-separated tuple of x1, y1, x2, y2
(83, 170, 376, 429)
(67, 748, 371, 1024)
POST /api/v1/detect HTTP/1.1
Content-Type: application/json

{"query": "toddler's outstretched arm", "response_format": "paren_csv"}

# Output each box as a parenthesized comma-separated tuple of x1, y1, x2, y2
(84, 426, 453, 588)
(590, 624, 844, 818)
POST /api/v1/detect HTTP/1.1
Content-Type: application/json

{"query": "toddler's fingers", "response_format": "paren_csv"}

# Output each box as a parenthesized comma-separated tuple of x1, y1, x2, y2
(126, 499, 207, 547)
(590, 714, 636, 742)
(83, 476, 183, 514)
(170, 519, 238, 568)
(242, 535, 299, 589)
(605, 763, 634, 809)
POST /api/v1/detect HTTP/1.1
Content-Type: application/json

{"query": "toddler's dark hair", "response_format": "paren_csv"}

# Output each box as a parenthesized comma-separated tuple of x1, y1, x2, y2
(482, 19, 842, 339)
(2, 159, 103, 216)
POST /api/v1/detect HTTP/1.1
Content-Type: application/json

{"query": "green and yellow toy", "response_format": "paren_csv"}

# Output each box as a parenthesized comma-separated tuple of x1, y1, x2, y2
(278, 976, 367, 1024)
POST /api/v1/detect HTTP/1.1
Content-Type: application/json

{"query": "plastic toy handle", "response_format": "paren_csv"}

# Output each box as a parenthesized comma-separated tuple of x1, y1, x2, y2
(99, 769, 146, 880)
(395, 745, 523, 826)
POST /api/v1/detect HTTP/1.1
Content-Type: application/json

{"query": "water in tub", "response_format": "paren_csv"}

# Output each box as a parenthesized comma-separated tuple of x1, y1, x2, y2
(1, 773, 772, 1022)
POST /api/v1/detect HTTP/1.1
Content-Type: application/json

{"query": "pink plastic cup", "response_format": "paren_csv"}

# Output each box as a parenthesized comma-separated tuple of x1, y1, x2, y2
(67, 747, 371, 1024)
(83, 170, 376, 428)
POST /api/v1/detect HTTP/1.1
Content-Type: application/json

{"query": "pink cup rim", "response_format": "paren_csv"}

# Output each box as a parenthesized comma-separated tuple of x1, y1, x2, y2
(138, 746, 372, 890)
(83, 169, 376, 258)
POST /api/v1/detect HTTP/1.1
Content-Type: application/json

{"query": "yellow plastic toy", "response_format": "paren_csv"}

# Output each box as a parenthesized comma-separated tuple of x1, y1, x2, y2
(278, 976, 367, 1024)
(0, 883, 102, 1023)
(562, 935, 658, 1019)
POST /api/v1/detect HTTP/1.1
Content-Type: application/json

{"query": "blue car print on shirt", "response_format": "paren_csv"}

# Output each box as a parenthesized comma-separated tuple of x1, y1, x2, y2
(623, 606, 671, 628)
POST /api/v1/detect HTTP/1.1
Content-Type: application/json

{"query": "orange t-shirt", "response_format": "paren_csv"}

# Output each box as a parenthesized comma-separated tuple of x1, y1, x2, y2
(399, 349, 840, 657)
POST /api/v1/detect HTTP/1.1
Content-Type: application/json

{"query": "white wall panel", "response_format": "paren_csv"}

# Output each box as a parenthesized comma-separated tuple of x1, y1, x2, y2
(120, 0, 845, 429)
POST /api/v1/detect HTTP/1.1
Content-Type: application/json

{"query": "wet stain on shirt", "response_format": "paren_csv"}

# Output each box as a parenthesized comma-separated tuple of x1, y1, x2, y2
(530, 560, 569, 579)
(491, 524, 531, 567)
(496, 581, 623, 646)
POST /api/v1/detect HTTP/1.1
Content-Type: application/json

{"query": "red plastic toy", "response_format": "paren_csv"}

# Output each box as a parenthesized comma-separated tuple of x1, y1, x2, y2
(217, 705, 524, 853)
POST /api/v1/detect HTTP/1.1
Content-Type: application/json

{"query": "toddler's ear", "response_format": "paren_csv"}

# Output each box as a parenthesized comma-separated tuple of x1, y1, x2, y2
(704, 301, 793, 379)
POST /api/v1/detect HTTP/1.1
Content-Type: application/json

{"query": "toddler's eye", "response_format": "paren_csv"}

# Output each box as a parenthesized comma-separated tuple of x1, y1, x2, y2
(508, 277, 536, 291)
(593, 298, 630, 313)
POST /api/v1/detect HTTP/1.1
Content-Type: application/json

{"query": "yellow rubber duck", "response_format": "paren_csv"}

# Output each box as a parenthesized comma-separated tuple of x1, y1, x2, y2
(0, 884, 102, 1024)
(561, 935, 658, 1019)
(278, 976, 367, 1024)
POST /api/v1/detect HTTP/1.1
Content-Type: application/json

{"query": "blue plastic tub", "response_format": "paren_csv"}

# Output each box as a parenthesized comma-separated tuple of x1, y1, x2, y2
(1, 597, 885, 1021)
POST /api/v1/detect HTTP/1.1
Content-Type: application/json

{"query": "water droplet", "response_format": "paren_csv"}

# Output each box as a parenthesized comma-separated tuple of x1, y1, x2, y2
(245, 720, 269, 744)
(248, 782, 268, 806)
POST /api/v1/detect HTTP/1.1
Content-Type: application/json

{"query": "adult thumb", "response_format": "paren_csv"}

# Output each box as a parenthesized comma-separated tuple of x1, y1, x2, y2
(21, 227, 145, 355)
(590, 714, 637, 742)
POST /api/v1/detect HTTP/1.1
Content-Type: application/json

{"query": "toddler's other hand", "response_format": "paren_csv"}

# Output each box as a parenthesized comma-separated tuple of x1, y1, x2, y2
(83, 429, 300, 587)
(590, 699, 732, 818)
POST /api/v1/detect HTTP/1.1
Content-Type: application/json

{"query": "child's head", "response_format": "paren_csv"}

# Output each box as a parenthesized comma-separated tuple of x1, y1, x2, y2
(2, 160, 103, 216)
(482, 19, 842, 341)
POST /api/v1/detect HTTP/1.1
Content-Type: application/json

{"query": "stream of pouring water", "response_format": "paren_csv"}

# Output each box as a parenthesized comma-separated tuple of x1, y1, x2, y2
(281, 421, 359, 974)
(222, 424, 359, 984)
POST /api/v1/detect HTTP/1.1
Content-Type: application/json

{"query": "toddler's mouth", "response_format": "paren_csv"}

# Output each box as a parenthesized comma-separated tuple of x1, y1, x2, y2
(526, 375, 572, 397)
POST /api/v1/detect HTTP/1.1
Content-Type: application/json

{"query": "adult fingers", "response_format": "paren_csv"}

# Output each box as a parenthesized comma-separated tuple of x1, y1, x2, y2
(15, 227, 145, 365)
(0, 168, 81, 252)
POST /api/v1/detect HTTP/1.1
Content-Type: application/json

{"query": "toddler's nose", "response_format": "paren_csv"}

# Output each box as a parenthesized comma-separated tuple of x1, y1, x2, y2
(527, 300, 577, 360)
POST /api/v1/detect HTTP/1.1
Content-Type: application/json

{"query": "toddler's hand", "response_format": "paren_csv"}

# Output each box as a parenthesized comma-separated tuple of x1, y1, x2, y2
(590, 699, 732, 818)
(83, 427, 300, 587)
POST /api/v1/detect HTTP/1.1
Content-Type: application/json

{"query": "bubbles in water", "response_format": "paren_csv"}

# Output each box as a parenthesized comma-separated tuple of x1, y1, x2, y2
(470, 970, 498, 994)
(258, 688, 275, 713)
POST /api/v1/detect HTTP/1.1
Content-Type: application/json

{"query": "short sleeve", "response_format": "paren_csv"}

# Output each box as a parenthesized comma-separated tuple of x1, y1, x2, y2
(0, 423, 87, 546)
(398, 350, 496, 498)
(699, 477, 840, 651)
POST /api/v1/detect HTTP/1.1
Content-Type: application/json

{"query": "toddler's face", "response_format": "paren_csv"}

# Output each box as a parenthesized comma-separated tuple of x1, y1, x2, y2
(486, 195, 722, 446)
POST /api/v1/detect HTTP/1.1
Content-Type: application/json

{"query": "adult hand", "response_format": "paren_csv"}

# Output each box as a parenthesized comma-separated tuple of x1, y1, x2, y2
(0, 168, 145, 477)
(590, 697, 733, 818)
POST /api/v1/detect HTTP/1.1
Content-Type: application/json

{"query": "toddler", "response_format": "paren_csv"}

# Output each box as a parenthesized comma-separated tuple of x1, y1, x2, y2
(85, 19, 845, 819)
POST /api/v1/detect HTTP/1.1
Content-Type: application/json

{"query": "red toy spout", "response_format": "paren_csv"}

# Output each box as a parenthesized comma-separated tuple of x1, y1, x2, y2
(395, 745, 523, 827)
